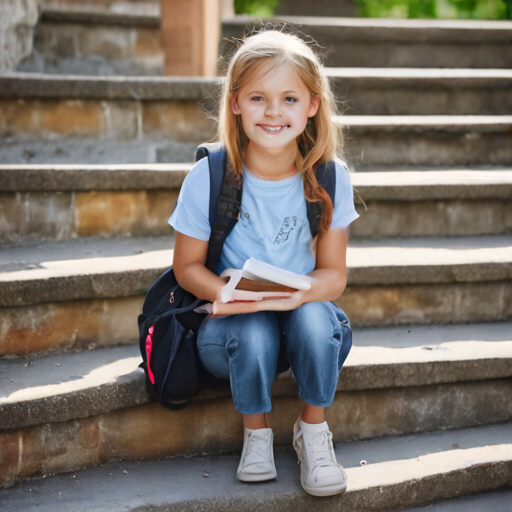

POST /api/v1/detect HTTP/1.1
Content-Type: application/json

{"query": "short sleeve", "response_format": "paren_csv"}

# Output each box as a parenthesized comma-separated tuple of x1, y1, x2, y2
(168, 156, 211, 241)
(330, 159, 360, 229)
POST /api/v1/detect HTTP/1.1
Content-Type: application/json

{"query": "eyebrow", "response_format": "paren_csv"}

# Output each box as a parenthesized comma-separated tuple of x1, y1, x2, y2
(247, 90, 299, 95)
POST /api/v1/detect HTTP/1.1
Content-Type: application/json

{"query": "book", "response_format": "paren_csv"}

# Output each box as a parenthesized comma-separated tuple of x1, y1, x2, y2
(219, 257, 313, 304)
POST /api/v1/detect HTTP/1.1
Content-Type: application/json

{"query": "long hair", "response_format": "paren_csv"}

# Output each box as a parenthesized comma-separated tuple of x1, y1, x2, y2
(217, 28, 345, 233)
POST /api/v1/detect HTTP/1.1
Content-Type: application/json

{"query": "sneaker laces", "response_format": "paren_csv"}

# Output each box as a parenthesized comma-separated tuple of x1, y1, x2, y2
(307, 431, 338, 469)
(243, 432, 271, 465)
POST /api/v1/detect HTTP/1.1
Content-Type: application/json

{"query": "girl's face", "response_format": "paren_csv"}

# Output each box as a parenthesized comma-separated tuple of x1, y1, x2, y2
(231, 63, 320, 154)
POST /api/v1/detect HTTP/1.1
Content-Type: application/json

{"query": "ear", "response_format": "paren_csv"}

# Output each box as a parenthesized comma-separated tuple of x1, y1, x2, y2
(230, 95, 241, 115)
(307, 95, 320, 118)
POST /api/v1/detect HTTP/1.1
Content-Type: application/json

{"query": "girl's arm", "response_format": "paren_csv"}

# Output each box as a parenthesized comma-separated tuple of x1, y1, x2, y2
(212, 227, 349, 315)
(172, 231, 227, 302)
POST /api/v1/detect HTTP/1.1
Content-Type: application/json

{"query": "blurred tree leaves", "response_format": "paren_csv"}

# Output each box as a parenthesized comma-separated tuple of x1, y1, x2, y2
(354, 0, 512, 19)
(233, 0, 511, 19)
(234, 0, 279, 17)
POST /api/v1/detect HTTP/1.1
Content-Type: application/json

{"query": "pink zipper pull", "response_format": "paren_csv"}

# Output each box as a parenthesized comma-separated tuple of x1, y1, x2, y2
(146, 324, 155, 384)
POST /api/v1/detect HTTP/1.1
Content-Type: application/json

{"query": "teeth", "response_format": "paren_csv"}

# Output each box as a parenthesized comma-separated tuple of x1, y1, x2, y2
(262, 126, 286, 132)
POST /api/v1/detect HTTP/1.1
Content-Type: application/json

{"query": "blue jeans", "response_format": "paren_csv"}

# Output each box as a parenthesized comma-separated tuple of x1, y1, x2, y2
(196, 301, 353, 415)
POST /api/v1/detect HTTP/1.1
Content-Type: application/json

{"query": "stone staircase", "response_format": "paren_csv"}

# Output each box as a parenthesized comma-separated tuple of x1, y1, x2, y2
(1, 2, 512, 510)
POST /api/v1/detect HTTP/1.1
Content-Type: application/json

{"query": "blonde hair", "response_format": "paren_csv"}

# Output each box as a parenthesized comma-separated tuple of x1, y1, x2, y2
(216, 27, 344, 233)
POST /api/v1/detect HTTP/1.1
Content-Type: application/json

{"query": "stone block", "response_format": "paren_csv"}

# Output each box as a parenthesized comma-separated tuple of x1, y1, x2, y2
(0, 296, 143, 356)
(74, 190, 177, 237)
(141, 100, 216, 142)
(0, 191, 74, 244)
(0, 189, 177, 243)
(0, 99, 103, 138)
(0, 0, 40, 72)
(20, 20, 164, 75)
(101, 100, 140, 140)
(337, 281, 512, 326)
(345, 131, 512, 167)
(339, 85, 512, 116)
(0, 97, 214, 143)
(351, 199, 512, 239)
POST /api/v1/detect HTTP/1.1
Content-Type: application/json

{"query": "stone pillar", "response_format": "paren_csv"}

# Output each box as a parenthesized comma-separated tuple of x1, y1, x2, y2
(0, 0, 41, 73)
(160, 0, 225, 77)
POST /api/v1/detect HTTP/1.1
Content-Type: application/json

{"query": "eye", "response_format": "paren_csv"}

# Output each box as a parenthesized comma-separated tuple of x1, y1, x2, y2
(251, 96, 263, 101)
(285, 97, 298, 103)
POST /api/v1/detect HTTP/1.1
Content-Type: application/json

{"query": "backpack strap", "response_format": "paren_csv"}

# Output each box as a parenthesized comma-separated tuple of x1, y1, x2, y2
(307, 160, 337, 238)
(194, 142, 242, 274)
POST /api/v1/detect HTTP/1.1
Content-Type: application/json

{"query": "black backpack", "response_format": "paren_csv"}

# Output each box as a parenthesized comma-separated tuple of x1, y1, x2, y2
(138, 142, 336, 410)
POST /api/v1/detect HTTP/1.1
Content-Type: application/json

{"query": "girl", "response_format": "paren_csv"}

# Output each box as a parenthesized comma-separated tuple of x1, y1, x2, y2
(169, 29, 359, 497)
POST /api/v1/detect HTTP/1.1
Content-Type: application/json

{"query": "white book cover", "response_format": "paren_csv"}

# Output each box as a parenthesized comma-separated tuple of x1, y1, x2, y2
(219, 258, 313, 303)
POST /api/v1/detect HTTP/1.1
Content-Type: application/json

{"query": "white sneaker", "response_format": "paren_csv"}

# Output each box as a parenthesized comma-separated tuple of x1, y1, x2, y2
(236, 427, 277, 482)
(293, 417, 347, 496)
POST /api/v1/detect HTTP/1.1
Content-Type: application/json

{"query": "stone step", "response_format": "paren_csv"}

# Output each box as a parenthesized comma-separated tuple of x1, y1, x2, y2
(1, 324, 511, 487)
(18, 10, 512, 75)
(1, 78, 511, 165)
(403, 489, 512, 512)
(2, 441, 511, 509)
(331, 68, 512, 115)
(19, 6, 164, 76)
(1, 235, 511, 356)
(5, 68, 512, 116)
(1, 167, 511, 244)
(340, 115, 512, 168)
(223, 16, 512, 69)
(0, 412, 511, 506)
(43, 0, 158, 13)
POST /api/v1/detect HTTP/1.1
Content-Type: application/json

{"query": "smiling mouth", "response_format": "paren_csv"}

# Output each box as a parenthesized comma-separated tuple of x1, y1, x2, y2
(258, 125, 290, 133)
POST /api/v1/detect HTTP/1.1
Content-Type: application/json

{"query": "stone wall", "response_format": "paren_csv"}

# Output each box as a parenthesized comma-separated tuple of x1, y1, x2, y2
(0, 0, 41, 73)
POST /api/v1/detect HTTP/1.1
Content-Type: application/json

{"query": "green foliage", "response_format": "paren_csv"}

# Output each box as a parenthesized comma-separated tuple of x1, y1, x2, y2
(354, 0, 512, 19)
(234, 0, 279, 17)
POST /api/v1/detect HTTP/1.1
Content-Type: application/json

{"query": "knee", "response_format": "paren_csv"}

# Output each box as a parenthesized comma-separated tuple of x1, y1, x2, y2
(225, 311, 280, 364)
(287, 303, 337, 346)
(286, 302, 352, 359)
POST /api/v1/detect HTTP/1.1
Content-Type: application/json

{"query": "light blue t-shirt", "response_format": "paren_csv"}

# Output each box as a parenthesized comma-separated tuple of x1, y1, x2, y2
(169, 157, 359, 275)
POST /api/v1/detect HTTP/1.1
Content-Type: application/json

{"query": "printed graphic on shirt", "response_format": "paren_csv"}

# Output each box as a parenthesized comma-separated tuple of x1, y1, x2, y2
(274, 216, 297, 245)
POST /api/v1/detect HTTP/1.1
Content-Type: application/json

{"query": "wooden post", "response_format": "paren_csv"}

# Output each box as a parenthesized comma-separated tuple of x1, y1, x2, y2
(160, 0, 221, 77)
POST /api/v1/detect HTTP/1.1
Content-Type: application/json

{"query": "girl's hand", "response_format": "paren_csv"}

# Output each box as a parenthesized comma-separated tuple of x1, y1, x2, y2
(211, 290, 306, 317)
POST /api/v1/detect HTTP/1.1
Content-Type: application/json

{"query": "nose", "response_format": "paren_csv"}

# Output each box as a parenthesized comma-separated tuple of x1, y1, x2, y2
(265, 99, 282, 118)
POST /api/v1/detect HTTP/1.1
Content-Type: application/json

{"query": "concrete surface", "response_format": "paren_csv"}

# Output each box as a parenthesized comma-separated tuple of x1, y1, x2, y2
(2, 235, 511, 306)
(0, 422, 511, 509)
(0, 73, 217, 100)
(2, 321, 512, 430)
(0, 163, 190, 191)
(1, 166, 511, 196)
(403, 488, 512, 511)
(341, 114, 512, 131)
